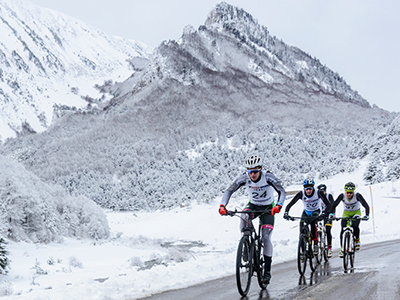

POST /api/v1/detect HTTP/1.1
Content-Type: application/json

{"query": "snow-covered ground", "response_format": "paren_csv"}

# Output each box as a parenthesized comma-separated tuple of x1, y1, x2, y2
(0, 163, 398, 299)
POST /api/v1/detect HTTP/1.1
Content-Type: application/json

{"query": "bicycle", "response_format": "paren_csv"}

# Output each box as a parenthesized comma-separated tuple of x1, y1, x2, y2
(225, 209, 270, 297)
(333, 216, 367, 271)
(285, 215, 323, 276)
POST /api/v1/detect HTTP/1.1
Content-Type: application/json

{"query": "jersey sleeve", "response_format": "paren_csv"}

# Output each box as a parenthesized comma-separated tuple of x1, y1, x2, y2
(284, 191, 302, 213)
(220, 174, 247, 206)
(356, 193, 370, 216)
(266, 172, 286, 206)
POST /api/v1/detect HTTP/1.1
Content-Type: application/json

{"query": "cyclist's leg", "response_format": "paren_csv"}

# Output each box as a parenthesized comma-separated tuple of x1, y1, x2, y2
(310, 211, 320, 242)
(325, 219, 333, 256)
(261, 209, 274, 283)
(300, 210, 308, 234)
(349, 210, 362, 239)
(240, 203, 255, 234)
(324, 219, 333, 246)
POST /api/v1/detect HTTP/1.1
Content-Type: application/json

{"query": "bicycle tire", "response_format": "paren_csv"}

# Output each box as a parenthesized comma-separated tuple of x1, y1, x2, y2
(297, 234, 307, 276)
(309, 243, 318, 272)
(323, 228, 329, 262)
(236, 235, 253, 296)
(255, 239, 268, 289)
(349, 235, 355, 268)
(343, 231, 351, 271)
(316, 230, 323, 264)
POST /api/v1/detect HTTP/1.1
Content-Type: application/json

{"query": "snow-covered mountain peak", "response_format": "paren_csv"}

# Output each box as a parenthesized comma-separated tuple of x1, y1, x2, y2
(205, 1, 264, 35)
(0, 0, 151, 141)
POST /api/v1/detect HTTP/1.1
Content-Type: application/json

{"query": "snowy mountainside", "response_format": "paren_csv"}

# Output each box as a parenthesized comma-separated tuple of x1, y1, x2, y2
(0, 0, 151, 141)
(0, 2, 397, 211)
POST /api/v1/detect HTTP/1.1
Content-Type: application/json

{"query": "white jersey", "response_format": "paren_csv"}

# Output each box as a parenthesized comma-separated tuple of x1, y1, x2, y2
(342, 192, 361, 211)
(301, 190, 321, 212)
(221, 170, 286, 207)
(245, 173, 275, 205)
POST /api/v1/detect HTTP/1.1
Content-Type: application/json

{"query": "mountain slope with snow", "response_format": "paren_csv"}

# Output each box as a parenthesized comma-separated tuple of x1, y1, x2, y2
(0, 2, 397, 211)
(0, 0, 151, 141)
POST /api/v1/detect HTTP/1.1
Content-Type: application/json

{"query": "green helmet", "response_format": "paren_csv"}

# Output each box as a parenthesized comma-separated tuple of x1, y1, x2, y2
(344, 182, 356, 192)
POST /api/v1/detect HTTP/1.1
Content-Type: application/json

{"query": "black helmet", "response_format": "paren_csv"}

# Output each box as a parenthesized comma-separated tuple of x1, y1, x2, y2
(317, 184, 327, 191)
(303, 178, 315, 188)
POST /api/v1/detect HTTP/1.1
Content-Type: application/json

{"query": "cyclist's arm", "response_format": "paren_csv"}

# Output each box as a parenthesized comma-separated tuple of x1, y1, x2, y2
(328, 194, 334, 204)
(318, 190, 331, 212)
(266, 172, 286, 206)
(329, 194, 344, 214)
(220, 174, 246, 206)
(356, 193, 370, 216)
(284, 191, 302, 213)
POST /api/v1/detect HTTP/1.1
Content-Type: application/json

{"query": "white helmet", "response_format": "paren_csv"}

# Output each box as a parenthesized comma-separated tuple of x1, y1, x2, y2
(245, 155, 262, 169)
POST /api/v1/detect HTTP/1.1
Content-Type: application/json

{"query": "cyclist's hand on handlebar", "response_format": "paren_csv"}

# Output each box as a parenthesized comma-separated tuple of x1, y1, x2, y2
(363, 215, 369, 221)
(271, 204, 282, 216)
(219, 204, 227, 215)
(283, 212, 290, 220)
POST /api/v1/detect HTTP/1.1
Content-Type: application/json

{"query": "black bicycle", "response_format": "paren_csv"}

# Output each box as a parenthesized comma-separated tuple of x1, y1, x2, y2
(333, 216, 367, 271)
(285, 215, 323, 276)
(225, 209, 270, 296)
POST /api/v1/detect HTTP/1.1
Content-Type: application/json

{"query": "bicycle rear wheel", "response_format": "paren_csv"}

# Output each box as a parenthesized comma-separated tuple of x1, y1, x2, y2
(297, 235, 307, 276)
(236, 236, 253, 296)
(343, 231, 351, 271)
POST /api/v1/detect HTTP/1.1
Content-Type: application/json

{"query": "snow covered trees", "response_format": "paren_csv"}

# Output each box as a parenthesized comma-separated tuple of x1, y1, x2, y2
(0, 155, 110, 243)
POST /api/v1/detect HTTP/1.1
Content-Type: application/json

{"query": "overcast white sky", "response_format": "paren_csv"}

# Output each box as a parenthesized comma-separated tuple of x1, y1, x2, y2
(29, 0, 400, 113)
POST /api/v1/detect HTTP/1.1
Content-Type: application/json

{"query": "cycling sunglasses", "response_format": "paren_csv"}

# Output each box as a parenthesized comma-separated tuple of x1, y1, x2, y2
(247, 169, 261, 174)
(304, 187, 313, 191)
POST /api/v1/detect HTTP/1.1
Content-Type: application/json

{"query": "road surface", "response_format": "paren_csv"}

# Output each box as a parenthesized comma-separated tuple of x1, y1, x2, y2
(138, 239, 400, 300)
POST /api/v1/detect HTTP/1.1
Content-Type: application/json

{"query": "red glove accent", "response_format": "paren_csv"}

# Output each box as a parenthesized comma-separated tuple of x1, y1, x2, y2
(271, 205, 282, 216)
(219, 204, 227, 215)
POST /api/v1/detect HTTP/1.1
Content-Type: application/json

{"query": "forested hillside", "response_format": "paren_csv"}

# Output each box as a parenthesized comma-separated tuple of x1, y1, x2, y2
(0, 2, 397, 211)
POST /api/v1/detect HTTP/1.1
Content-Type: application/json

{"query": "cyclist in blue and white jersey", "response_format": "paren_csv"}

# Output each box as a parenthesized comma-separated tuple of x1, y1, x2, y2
(329, 182, 370, 257)
(317, 184, 335, 257)
(219, 155, 286, 284)
(284, 179, 331, 255)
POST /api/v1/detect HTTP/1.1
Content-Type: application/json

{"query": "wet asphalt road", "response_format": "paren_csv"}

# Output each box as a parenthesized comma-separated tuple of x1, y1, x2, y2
(138, 239, 400, 300)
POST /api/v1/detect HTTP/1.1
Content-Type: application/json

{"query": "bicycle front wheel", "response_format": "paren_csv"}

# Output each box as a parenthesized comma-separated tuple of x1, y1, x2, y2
(297, 235, 307, 276)
(236, 236, 253, 296)
(255, 239, 268, 290)
(323, 228, 329, 262)
(316, 230, 323, 264)
(349, 236, 355, 268)
(343, 231, 351, 271)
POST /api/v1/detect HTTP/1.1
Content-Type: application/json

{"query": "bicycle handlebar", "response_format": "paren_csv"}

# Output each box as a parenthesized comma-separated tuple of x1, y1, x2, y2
(332, 216, 368, 221)
(225, 209, 272, 217)
(284, 215, 325, 221)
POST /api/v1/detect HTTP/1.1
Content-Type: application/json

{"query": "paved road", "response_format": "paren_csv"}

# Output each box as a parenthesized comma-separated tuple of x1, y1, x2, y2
(138, 239, 400, 300)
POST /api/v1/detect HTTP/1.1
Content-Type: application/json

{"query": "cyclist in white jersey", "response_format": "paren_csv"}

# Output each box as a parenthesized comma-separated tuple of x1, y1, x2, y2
(219, 155, 286, 284)
(284, 179, 331, 255)
(329, 182, 370, 256)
